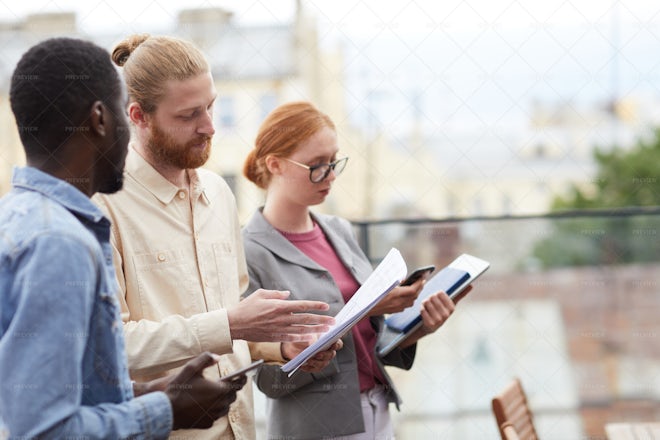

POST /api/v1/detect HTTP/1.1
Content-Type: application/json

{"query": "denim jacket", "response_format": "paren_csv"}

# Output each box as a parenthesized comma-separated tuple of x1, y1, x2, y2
(0, 167, 172, 439)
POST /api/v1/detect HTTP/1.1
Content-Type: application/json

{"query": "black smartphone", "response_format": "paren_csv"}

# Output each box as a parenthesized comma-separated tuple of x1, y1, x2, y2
(219, 359, 264, 382)
(400, 265, 436, 286)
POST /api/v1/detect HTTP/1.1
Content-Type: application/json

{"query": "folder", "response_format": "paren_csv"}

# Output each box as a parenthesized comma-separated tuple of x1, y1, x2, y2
(378, 253, 489, 357)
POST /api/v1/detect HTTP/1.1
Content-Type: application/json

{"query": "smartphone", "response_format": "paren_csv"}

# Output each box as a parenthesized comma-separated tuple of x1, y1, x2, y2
(219, 359, 264, 382)
(400, 265, 436, 286)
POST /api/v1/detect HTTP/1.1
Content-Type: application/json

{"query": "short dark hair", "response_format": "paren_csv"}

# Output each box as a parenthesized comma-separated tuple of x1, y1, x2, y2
(9, 37, 122, 160)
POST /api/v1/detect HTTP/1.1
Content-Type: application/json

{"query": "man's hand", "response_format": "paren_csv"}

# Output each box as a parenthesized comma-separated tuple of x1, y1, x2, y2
(281, 338, 343, 373)
(368, 278, 424, 316)
(228, 290, 335, 342)
(133, 375, 174, 397)
(166, 352, 246, 431)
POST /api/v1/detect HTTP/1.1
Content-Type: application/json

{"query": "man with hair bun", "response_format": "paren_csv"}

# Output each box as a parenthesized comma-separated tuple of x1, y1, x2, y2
(1, 37, 246, 440)
(94, 34, 338, 439)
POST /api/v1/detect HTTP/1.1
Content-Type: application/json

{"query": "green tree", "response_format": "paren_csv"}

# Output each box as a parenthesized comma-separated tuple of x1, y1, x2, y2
(554, 128, 660, 209)
(531, 129, 660, 268)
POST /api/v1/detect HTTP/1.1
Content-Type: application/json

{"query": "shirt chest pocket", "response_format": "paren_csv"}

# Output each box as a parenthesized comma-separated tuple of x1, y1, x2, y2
(207, 242, 240, 307)
(131, 249, 201, 319)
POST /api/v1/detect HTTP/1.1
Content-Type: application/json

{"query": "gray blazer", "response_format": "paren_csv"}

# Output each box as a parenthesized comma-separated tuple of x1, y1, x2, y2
(242, 209, 416, 439)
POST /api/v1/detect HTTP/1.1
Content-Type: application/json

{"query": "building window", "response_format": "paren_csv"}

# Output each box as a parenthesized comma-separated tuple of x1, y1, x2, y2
(447, 194, 457, 217)
(473, 197, 483, 216)
(535, 143, 547, 158)
(260, 93, 277, 120)
(217, 96, 235, 128)
(502, 194, 512, 215)
(222, 173, 237, 196)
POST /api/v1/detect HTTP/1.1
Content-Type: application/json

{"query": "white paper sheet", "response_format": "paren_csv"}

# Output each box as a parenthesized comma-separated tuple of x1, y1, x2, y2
(281, 248, 407, 376)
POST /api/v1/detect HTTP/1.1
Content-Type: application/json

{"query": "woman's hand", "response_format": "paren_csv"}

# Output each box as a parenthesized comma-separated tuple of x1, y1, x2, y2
(281, 338, 343, 373)
(418, 289, 456, 334)
(368, 278, 424, 316)
(398, 286, 472, 348)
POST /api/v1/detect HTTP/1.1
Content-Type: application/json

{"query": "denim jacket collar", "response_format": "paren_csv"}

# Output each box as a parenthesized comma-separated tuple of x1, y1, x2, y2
(11, 166, 107, 225)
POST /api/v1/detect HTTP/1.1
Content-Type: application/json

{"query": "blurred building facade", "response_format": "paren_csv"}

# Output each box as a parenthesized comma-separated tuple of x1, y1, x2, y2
(0, 6, 391, 223)
(0, 8, 658, 440)
(0, 12, 79, 195)
(2, 6, 655, 222)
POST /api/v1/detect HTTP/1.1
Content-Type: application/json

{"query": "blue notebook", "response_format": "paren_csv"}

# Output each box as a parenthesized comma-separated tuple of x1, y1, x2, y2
(379, 253, 489, 357)
(384, 267, 470, 333)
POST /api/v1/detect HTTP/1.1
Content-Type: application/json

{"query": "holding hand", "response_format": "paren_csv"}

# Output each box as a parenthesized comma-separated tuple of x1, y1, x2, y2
(369, 278, 424, 316)
(419, 290, 456, 334)
(281, 338, 343, 373)
(165, 352, 247, 430)
(400, 286, 472, 348)
(228, 289, 335, 342)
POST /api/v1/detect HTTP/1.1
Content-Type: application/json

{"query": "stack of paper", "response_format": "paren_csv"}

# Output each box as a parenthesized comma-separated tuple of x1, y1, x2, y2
(281, 248, 407, 376)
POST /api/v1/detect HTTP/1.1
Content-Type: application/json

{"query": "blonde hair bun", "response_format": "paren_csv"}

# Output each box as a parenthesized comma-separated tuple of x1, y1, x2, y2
(112, 34, 150, 67)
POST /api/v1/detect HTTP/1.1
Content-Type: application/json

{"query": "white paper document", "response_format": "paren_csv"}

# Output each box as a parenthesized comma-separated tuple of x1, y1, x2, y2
(281, 248, 407, 376)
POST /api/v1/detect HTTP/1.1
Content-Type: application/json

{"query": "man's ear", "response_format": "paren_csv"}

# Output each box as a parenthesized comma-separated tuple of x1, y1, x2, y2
(129, 102, 150, 128)
(89, 101, 106, 137)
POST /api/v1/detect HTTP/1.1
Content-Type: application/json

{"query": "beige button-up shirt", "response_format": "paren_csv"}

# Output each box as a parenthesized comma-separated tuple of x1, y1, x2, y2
(94, 147, 255, 440)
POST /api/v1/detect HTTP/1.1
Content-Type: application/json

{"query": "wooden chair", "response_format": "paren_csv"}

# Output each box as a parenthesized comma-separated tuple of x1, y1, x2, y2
(492, 378, 539, 440)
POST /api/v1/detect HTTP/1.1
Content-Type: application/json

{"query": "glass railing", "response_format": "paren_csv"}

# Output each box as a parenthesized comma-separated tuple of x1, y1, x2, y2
(349, 207, 660, 439)
(252, 208, 660, 439)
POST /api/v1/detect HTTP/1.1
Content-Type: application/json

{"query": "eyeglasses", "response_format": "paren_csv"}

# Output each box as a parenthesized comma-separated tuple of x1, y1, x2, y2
(283, 156, 349, 183)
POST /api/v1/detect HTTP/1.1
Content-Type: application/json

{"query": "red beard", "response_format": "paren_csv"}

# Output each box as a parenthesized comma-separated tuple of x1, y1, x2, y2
(147, 123, 212, 169)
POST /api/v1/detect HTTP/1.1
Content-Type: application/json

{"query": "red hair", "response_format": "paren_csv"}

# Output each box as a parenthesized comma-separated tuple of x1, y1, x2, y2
(244, 101, 335, 189)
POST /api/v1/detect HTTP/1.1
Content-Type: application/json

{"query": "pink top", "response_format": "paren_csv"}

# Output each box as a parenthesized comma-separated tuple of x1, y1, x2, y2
(279, 222, 386, 392)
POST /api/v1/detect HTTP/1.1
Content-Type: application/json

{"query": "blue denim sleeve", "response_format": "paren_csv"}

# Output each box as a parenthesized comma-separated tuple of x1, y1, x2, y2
(60, 392, 173, 439)
(0, 233, 172, 439)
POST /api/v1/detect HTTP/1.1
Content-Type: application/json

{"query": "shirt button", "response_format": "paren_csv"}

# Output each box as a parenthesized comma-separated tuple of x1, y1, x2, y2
(157, 253, 166, 262)
(177, 190, 186, 199)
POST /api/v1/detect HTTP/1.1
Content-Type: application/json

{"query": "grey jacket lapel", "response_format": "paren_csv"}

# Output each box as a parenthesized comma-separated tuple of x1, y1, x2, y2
(243, 209, 366, 284)
(243, 209, 325, 272)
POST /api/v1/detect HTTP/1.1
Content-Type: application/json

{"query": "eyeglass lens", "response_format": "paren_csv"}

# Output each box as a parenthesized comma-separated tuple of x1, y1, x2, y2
(310, 158, 347, 182)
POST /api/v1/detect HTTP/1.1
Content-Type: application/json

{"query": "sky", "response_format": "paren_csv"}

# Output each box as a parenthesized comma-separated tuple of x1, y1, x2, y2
(1, 0, 656, 32)
(3, 0, 660, 138)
